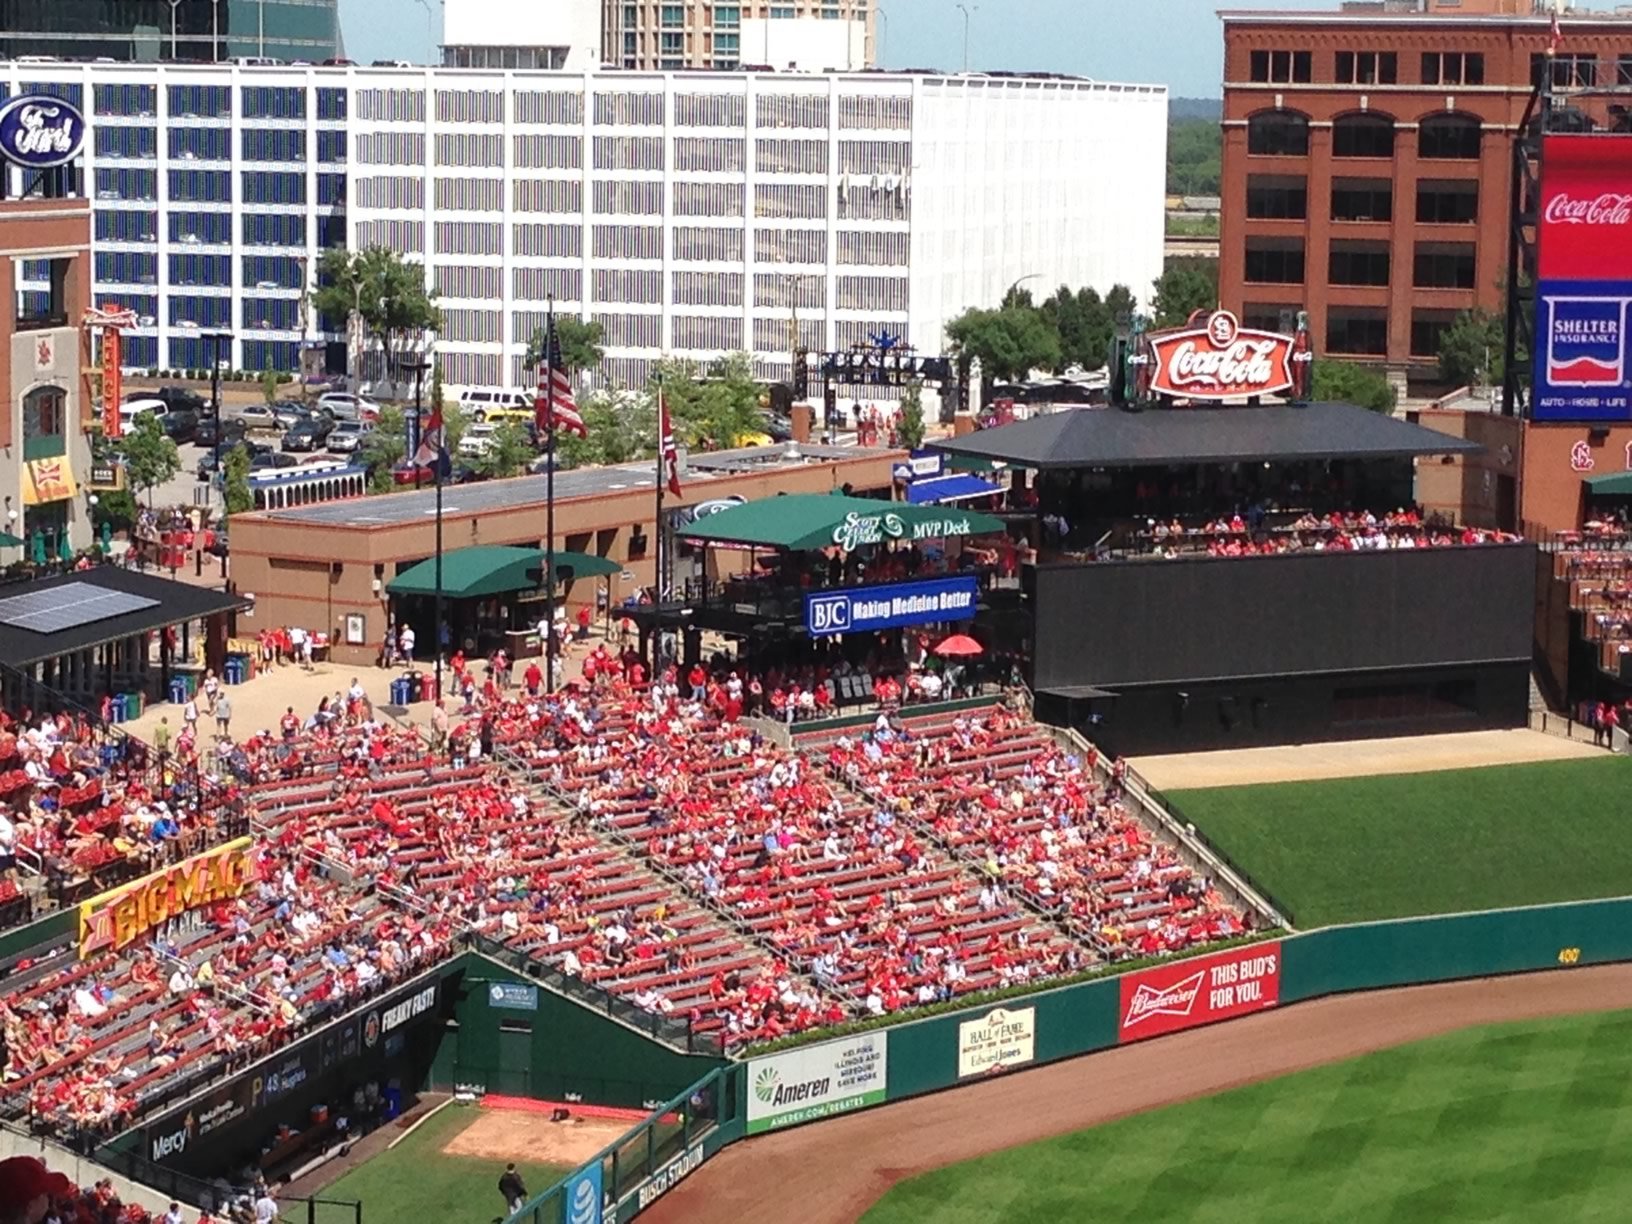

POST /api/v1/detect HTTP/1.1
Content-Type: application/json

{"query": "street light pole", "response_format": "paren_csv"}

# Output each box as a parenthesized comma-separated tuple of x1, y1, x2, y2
(955, 3, 977, 73)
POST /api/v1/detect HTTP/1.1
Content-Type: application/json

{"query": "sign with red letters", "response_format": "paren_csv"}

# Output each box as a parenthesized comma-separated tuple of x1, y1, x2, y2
(1117, 940, 1282, 1043)
(1146, 310, 1299, 401)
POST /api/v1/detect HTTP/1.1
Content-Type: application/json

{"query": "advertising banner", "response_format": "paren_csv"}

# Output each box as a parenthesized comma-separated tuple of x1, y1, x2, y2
(564, 1160, 603, 1224)
(805, 575, 979, 637)
(102, 328, 122, 440)
(78, 837, 256, 958)
(1533, 134, 1632, 422)
(1146, 310, 1300, 401)
(487, 981, 538, 1010)
(1117, 941, 1282, 1043)
(957, 1005, 1036, 1078)
(745, 1033, 887, 1134)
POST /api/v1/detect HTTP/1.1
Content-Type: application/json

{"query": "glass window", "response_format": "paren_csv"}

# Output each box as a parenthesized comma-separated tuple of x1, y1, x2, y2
(1335, 51, 1397, 86)
(1418, 114, 1481, 160)
(1244, 240, 1305, 285)
(22, 386, 66, 461)
(1332, 113, 1395, 159)
(661, 4, 685, 25)
(1328, 241, 1390, 287)
(1247, 111, 1309, 156)
(1248, 49, 1311, 84)
(1245, 175, 1307, 220)
(1330, 178, 1393, 223)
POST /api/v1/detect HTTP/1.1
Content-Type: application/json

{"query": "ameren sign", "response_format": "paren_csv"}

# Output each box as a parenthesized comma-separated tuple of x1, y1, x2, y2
(79, 837, 257, 958)
(957, 1006, 1037, 1079)
(1147, 309, 1301, 401)
(746, 1033, 887, 1134)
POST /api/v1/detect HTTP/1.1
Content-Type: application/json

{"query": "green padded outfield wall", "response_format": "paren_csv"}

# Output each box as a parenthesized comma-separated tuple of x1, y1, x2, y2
(444, 955, 724, 1109)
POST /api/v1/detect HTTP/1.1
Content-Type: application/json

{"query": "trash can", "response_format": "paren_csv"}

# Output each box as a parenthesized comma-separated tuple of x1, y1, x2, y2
(168, 677, 188, 704)
(420, 673, 439, 704)
(390, 677, 411, 706)
(110, 694, 128, 723)
(224, 657, 245, 686)
(408, 673, 424, 703)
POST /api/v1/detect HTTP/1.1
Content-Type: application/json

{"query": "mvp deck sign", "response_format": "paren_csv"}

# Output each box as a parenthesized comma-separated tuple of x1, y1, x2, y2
(1147, 310, 1300, 401)
(1117, 941, 1281, 1042)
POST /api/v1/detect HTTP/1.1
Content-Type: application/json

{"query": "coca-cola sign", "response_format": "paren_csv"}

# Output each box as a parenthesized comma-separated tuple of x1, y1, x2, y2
(1543, 192, 1632, 227)
(0, 95, 87, 170)
(1147, 310, 1296, 401)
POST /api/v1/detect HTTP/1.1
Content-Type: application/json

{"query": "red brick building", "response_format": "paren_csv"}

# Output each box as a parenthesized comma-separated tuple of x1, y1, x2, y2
(1219, 0, 1632, 389)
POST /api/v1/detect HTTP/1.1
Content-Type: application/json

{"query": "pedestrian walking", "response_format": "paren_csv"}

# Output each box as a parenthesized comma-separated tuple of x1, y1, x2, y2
(498, 1163, 528, 1215)
(214, 693, 232, 741)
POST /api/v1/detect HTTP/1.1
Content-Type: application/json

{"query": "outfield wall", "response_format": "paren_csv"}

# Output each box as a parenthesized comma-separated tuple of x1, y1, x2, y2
(521, 892, 1632, 1223)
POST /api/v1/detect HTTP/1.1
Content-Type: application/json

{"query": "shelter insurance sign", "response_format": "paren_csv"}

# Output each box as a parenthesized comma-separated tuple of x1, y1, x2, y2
(805, 574, 978, 637)
(1117, 941, 1281, 1043)
(1147, 310, 1299, 401)
(1533, 134, 1632, 422)
(746, 1033, 887, 1134)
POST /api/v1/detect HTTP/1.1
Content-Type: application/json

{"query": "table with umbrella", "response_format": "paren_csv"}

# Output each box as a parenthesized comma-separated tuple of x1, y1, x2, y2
(926, 633, 985, 699)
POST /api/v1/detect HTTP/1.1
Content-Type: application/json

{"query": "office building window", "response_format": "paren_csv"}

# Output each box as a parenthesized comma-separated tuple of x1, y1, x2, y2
(1413, 242, 1476, 289)
(93, 84, 157, 117)
(95, 211, 158, 242)
(1411, 309, 1458, 358)
(242, 87, 306, 120)
(1418, 114, 1481, 160)
(1335, 51, 1397, 86)
(1421, 52, 1483, 86)
(1326, 309, 1388, 355)
(1332, 113, 1395, 158)
(1329, 241, 1390, 286)
(1248, 49, 1312, 84)
(661, 4, 684, 25)
(317, 88, 348, 121)
(317, 130, 347, 164)
(168, 169, 231, 202)
(1244, 239, 1305, 284)
(1242, 303, 1300, 334)
(95, 252, 158, 284)
(244, 256, 305, 290)
(22, 387, 66, 462)
(1246, 110, 1309, 156)
(242, 172, 306, 205)
(514, 90, 584, 125)
(170, 211, 231, 245)
(1620, 54, 1632, 87)
(1330, 178, 1393, 223)
(243, 213, 307, 247)
(96, 167, 157, 200)
(1532, 53, 1597, 89)
(169, 127, 231, 161)
(594, 91, 663, 126)
(242, 128, 306, 162)
(1416, 179, 1479, 224)
(169, 295, 232, 329)
(30, 83, 83, 107)
(94, 127, 157, 159)
(1245, 175, 1306, 220)
(672, 271, 744, 307)
(169, 86, 230, 119)
(715, 5, 741, 27)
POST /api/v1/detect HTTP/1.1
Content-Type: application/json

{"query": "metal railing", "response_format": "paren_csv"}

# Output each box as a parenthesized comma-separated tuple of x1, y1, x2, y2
(88, 1134, 361, 1223)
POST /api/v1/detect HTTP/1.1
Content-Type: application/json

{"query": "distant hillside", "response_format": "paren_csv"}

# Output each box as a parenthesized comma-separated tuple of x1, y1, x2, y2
(1170, 97, 1223, 122)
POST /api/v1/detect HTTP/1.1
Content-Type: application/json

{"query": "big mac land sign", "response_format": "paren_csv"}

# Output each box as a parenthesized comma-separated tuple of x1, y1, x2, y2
(1140, 310, 1311, 403)
(1117, 940, 1282, 1042)
(78, 837, 257, 958)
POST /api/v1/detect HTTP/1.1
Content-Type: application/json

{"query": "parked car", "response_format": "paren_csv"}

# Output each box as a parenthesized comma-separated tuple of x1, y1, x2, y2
(458, 387, 535, 423)
(148, 386, 211, 414)
(325, 420, 371, 454)
(391, 460, 481, 486)
(196, 440, 269, 480)
(457, 422, 499, 459)
(281, 416, 335, 451)
(762, 411, 795, 443)
(159, 408, 200, 441)
(195, 415, 247, 450)
(117, 398, 167, 431)
(236, 404, 284, 431)
(249, 450, 300, 472)
(316, 391, 381, 422)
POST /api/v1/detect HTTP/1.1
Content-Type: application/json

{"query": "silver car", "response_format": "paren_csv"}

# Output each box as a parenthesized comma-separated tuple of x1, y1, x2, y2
(326, 420, 371, 454)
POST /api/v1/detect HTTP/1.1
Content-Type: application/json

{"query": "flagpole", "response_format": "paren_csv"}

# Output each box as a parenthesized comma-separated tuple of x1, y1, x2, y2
(653, 384, 664, 678)
(545, 298, 558, 695)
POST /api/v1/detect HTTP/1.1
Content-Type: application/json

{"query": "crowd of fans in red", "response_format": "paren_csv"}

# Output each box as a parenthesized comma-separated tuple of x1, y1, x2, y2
(1138, 508, 1520, 559)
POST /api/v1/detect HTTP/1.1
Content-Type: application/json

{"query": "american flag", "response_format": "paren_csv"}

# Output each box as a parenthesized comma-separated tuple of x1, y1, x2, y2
(1549, 9, 1562, 54)
(412, 406, 449, 477)
(535, 319, 587, 439)
(659, 388, 681, 496)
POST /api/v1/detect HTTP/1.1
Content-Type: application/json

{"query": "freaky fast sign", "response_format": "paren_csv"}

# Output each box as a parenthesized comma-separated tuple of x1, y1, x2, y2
(1144, 310, 1306, 401)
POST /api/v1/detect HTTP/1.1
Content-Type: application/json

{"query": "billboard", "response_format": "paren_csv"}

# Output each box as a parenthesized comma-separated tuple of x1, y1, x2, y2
(79, 838, 256, 958)
(1533, 134, 1632, 422)
(1145, 310, 1305, 401)
(957, 1005, 1036, 1078)
(1117, 942, 1282, 1043)
(804, 575, 979, 637)
(745, 1033, 887, 1134)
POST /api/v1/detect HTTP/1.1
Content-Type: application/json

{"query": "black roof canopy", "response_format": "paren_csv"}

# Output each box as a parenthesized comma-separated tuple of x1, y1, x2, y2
(931, 402, 1484, 471)
(0, 567, 248, 666)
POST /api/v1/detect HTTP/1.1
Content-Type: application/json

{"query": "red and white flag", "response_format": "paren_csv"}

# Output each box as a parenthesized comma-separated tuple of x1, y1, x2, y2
(534, 320, 587, 439)
(413, 406, 446, 470)
(659, 389, 682, 496)
(1549, 10, 1562, 54)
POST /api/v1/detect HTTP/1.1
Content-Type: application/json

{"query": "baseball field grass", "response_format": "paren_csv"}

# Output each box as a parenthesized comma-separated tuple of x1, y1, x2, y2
(861, 1006, 1632, 1224)
(320, 1103, 572, 1223)
(1165, 755, 1632, 927)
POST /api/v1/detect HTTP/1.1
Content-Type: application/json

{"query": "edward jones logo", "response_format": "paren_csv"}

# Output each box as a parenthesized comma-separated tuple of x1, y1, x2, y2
(1118, 942, 1282, 1043)
(1545, 297, 1629, 387)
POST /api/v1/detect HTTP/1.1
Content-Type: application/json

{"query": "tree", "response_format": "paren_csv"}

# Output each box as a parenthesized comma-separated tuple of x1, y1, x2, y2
(91, 488, 137, 535)
(556, 389, 657, 469)
(310, 246, 440, 391)
(362, 402, 469, 491)
(1150, 258, 1218, 328)
(260, 367, 279, 405)
(119, 412, 180, 505)
(524, 317, 606, 377)
(1313, 359, 1398, 414)
(896, 380, 926, 450)
(654, 353, 764, 451)
(1039, 285, 1124, 372)
(1437, 308, 1506, 387)
(1166, 117, 1222, 197)
(222, 443, 253, 517)
(944, 306, 1061, 384)
(470, 420, 535, 479)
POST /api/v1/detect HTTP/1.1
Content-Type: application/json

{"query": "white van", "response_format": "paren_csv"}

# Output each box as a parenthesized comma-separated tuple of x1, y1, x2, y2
(457, 388, 534, 423)
(118, 398, 167, 430)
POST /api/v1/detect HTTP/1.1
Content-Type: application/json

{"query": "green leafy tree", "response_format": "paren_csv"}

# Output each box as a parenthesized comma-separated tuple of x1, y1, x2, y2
(260, 367, 279, 404)
(1437, 308, 1506, 387)
(1313, 359, 1398, 414)
(222, 443, 253, 516)
(310, 246, 440, 390)
(1166, 117, 1222, 196)
(1105, 284, 1137, 320)
(945, 306, 1061, 384)
(119, 412, 180, 505)
(557, 389, 657, 468)
(896, 379, 926, 450)
(1039, 285, 1125, 372)
(655, 353, 764, 451)
(524, 317, 606, 376)
(1150, 258, 1218, 327)
(470, 420, 535, 479)
(91, 488, 137, 534)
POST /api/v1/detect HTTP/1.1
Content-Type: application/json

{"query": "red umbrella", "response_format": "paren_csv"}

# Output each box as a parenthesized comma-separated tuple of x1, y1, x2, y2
(933, 634, 984, 658)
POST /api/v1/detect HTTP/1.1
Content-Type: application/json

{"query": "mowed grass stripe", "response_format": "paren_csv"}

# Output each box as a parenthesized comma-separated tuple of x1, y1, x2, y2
(1166, 756, 1632, 927)
(321, 1102, 574, 1223)
(861, 1009, 1632, 1224)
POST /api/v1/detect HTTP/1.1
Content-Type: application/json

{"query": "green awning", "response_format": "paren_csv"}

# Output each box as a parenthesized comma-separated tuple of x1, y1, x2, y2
(676, 493, 1006, 553)
(946, 454, 1006, 474)
(1584, 472, 1632, 497)
(387, 546, 619, 598)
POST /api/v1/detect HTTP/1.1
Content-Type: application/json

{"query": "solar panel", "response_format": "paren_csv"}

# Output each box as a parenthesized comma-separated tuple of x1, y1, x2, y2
(0, 582, 160, 634)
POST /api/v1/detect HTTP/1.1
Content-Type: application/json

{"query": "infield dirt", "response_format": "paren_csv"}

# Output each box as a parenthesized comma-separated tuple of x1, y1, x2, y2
(642, 964, 1632, 1224)
(440, 1107, 629, 1167)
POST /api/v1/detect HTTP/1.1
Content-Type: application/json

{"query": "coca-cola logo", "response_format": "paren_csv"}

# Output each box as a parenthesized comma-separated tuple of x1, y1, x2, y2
(1544, 192, 1632, 227)
(0, 95, 86, 169)
(1148, 310, 1295, 400)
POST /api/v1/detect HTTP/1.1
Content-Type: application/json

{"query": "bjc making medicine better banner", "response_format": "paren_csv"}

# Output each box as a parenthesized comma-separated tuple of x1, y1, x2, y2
(1117, 941, 1282, 1043)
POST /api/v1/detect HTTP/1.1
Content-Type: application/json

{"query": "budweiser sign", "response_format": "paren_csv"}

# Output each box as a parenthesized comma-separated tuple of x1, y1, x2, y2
(1147, 310, 1296, 400)
(1117, 941, 1282, 1043)
(1543, 192, 1632, 227)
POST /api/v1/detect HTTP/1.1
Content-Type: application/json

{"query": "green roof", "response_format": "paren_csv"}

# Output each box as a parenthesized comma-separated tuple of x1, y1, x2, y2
(676, 493, 1005, 553)
(1584, 471, 1632, 497)
(386, 546, 619, 598)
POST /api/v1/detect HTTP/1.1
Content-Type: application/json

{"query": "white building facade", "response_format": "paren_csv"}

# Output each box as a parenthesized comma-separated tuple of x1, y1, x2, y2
(3, 64, 1165, 394)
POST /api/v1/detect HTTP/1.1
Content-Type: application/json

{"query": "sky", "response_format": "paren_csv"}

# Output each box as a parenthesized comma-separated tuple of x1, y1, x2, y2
(339, 0, 1632, 99)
